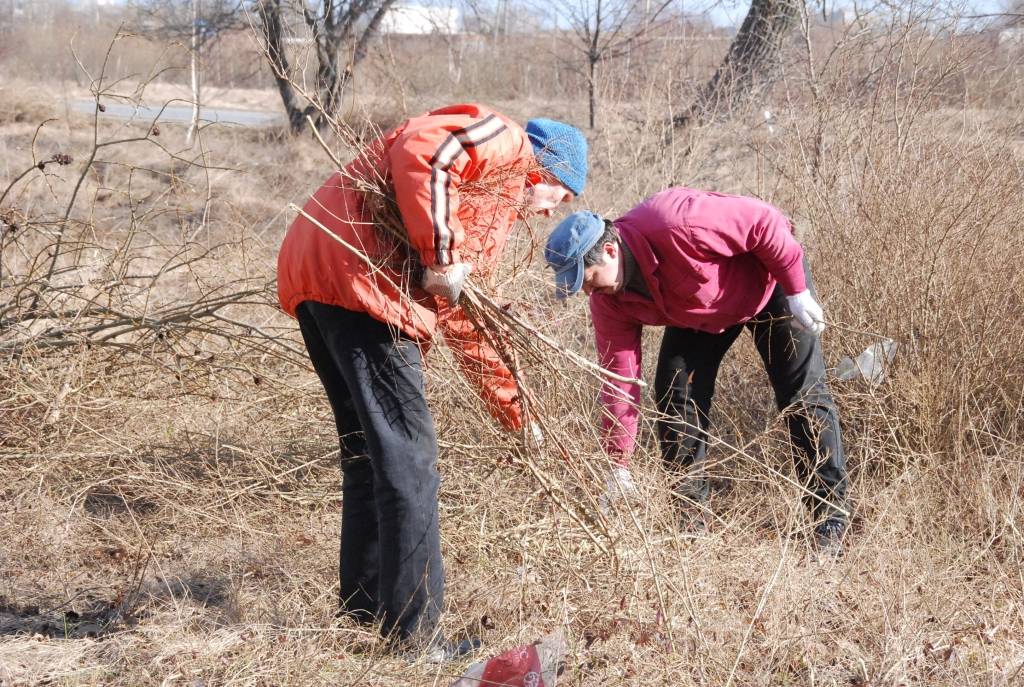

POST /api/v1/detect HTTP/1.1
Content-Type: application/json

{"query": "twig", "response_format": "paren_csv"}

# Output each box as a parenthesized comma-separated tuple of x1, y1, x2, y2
(724, 532, 790, 687)
(463, 285, 647, 387)
(288, 203, 643, 389)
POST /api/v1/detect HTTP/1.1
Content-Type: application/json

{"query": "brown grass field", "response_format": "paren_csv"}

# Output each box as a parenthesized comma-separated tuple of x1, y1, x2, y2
(2, 9, 1024, 686)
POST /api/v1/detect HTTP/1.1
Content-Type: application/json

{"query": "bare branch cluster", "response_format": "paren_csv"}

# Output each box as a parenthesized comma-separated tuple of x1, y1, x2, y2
(252, 0, 398, 133)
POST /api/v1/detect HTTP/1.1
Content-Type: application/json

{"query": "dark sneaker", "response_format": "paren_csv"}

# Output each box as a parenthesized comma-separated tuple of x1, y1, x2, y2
(404, 637, 482, 665)
(813, 519, 846, 559)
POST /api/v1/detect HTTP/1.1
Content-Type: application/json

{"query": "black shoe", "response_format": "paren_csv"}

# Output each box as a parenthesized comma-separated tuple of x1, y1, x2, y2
(402, 637, 482, 665)
(813, 519, 846, 559)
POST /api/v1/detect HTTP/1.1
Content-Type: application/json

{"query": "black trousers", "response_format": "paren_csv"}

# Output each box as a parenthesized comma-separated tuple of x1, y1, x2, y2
(295, 301, 443, 642)
(653, 264, 848, 522)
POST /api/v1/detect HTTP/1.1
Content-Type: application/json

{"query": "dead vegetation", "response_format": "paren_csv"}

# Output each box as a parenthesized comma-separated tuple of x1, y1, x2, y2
(2, 8, 1024, 687)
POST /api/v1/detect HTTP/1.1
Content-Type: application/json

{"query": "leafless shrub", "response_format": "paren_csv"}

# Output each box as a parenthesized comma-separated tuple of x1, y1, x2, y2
(2, 4, 1024, 686)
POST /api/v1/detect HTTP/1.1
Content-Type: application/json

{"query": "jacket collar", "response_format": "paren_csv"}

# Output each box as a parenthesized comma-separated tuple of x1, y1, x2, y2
(616, 224, 663, 309)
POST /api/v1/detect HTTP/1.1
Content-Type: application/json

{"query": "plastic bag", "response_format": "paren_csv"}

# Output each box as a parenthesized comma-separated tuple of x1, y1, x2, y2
(835, 338, 898, 385)
(450, 632, 565, 687)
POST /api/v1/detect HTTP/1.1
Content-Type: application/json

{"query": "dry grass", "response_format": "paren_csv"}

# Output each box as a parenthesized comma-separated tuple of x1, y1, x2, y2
(2, 12, 1024, 686)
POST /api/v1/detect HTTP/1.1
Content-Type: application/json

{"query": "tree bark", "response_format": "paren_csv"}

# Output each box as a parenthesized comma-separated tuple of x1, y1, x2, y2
(588, 58, 597, 129)
(186, 0, 200, 146)
(675, 0, 800, 128)
(257, 0, 397, 135)
(325, 0, 395, 121)
(257, 0, 313, 133)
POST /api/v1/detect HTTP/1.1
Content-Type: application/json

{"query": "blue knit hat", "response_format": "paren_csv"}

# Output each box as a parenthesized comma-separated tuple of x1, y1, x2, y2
(525, 119, 588, 196)
(544, 211, 606, 298)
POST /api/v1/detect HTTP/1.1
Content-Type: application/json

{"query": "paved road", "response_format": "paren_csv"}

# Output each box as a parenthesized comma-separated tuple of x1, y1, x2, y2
(72, 100, 285, 127)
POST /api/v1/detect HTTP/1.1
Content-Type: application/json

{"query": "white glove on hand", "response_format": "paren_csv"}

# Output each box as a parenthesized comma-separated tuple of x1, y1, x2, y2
(422, 263, 473, 303)
(786, 290, 826, 336)
(598, 465, 638, 514)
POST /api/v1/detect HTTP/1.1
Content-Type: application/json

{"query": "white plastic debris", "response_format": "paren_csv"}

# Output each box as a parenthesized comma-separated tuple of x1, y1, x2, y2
(835, 338, 898, 385)
(598, 465, 638, 515)
(763, 109, 775, 134)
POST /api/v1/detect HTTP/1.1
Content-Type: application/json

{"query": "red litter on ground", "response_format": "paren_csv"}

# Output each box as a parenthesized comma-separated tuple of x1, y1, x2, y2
(450, 633, 565, 687)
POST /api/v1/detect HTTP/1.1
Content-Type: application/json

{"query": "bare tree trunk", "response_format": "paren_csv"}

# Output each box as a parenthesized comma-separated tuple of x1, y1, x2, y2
(186, 0, 200, 146)
(315, 0, 395, 129)
(587, 0, 604, 129)
(588, 57, 598, 129)
(257, 0, 396, 135)
(674, 0, 800, 128)
(257, 0, 314, 133)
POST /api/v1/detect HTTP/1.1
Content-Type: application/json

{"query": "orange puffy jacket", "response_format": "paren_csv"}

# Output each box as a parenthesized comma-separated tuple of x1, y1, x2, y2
(278, 104, 535, 432)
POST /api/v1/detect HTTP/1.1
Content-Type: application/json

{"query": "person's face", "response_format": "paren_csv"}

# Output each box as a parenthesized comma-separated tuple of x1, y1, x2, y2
(524, 177, 575, 217)
(581, 241, 624, 296)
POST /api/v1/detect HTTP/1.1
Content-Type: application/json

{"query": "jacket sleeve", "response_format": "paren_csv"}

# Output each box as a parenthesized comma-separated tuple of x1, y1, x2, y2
(389, 114, 513, 268)
(689, 194, 807, 295)
(437, 305, 523, 432)
(591, 295, 644, 456)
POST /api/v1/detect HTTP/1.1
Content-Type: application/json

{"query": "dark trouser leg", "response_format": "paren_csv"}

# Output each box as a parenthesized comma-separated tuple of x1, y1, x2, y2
(296, 302, 377, 623)
(746, 264, 849, 524)
(654, 324, 743, 503)
(297, 301, 443, 642)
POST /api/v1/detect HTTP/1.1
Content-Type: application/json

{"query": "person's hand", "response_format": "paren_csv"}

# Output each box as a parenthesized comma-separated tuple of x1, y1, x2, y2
(786, 290, 826, 335)
(422, 263, 472, 303)
(598, 465, 637, 513)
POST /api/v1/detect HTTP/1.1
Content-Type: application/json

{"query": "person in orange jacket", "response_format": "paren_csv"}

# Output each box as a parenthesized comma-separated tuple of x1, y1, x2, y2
(277, 104, 587, 657)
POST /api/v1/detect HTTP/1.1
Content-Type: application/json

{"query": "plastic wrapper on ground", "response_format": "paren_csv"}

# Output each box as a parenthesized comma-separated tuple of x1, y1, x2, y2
(450, 632, 566, 687)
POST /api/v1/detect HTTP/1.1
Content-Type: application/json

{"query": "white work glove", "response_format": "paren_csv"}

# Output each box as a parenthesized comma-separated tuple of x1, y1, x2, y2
(598, 465, 638, 514)
(786, 289, 826, 336)
(422, 263, 472, 303)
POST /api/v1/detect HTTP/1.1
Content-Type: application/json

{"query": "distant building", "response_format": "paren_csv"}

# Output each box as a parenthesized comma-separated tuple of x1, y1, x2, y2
(8, 0, 29, 18)
(381, 4, 461, 36)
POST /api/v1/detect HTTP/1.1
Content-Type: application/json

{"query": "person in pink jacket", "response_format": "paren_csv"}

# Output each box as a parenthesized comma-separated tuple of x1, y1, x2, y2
(545, 187, 849, 554)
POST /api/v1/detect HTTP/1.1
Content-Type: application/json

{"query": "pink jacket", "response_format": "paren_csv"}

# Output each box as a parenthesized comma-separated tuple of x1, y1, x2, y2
(590, 187, 807, 457)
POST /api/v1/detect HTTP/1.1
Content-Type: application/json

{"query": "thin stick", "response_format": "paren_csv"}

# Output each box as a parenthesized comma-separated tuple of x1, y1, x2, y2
(306, 115, 346, 170)
(724, 534, 790, 687)
(288, 204, 645, 389)
(299, 123, 646, 390)
(290, 202, 615, 554)
(462, 285, 648, 387)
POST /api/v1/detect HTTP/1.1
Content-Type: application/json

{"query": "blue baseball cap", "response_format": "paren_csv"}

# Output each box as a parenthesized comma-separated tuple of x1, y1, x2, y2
(525, 119, 588, 196)
(544, 211, 606, 298)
